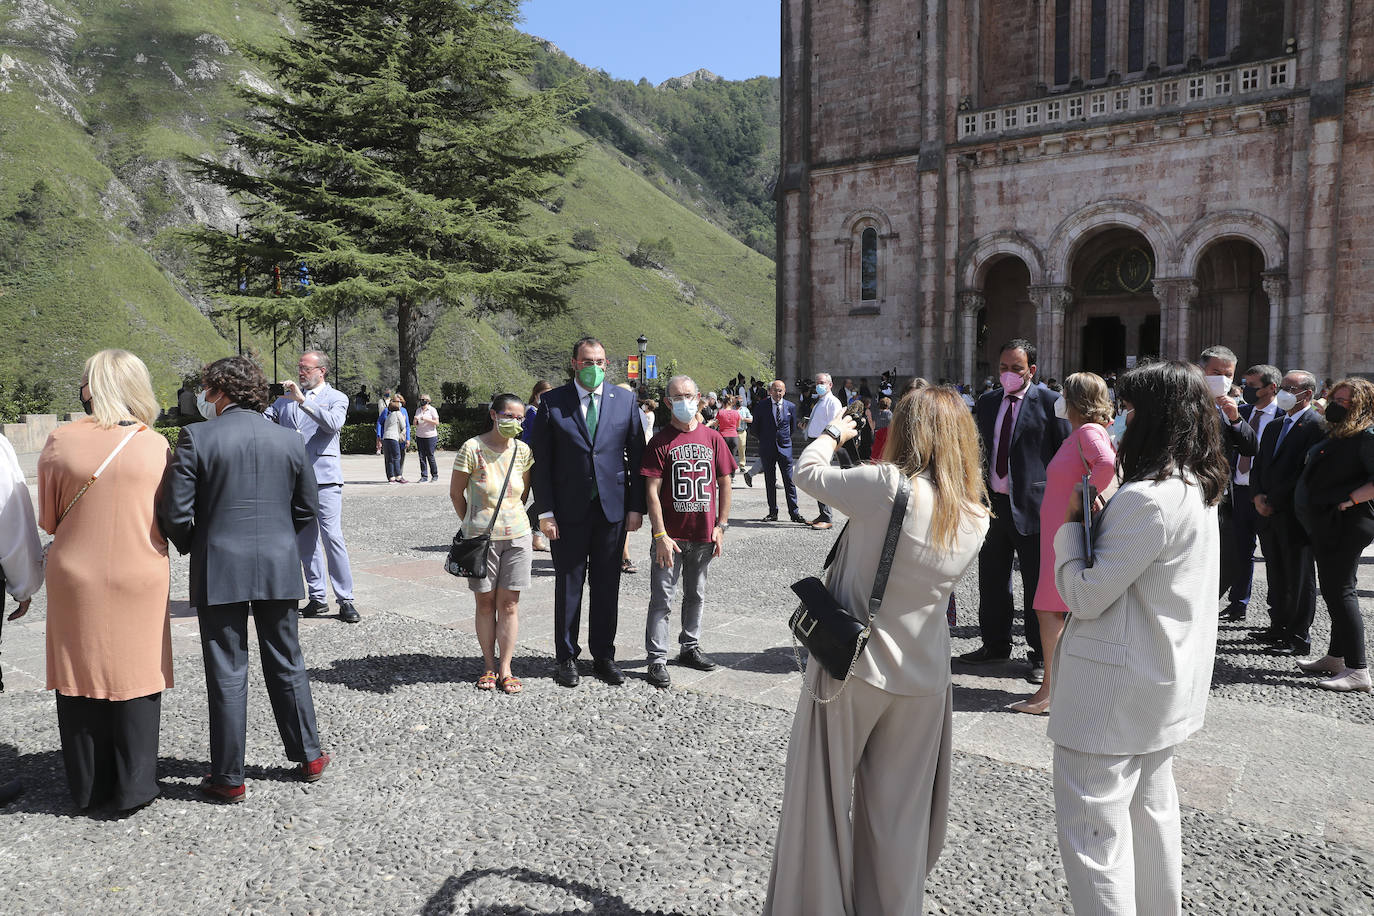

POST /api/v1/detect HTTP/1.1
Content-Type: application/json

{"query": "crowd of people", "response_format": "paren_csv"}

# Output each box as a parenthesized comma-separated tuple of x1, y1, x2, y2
(2, 334, 1372, 915)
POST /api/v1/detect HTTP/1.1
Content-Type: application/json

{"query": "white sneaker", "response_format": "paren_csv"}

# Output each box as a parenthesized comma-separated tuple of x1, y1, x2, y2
(1297, 655, 1345, 676)
(1317, 668, 1373, 693)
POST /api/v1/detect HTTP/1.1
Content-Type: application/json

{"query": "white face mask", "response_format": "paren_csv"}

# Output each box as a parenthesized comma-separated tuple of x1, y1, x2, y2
(1109, 409, 1132, 444)
(1275, 390, 1298, 412)
(197, 389, 218, 420)
(1053, 397, 1069, 420)
(1205, 374, 1231, 398)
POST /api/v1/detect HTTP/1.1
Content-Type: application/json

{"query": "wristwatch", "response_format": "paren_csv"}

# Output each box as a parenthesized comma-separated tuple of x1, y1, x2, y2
(716, 520, 729, 529)
(823, 423, 842, 441)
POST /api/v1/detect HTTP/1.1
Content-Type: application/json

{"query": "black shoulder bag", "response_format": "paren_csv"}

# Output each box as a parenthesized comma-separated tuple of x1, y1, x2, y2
(788, 474, 911, 703)
(446, 442, 522, 579)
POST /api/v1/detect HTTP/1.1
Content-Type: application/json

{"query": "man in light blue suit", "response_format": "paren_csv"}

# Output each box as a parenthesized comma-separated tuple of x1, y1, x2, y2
(267, 350, 360, 623)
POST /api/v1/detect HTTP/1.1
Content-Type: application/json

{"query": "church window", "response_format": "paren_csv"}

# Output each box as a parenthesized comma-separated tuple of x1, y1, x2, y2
(1128, 0, 1146, 73)
(1047, 100, 1063, 121)
(1162, 81, 1180, 105)
(1138, 85, 1155, 107)
(1167, 0, 1186, 65)
(1240, 67, 1260, 91)
(1188, 76, 1206, 101)
(1114, 90, 1130, 112)
(1090, 0, 1108, 81)
(1054, 0, 1072, 86)
(1269, 62, 1290, 86)
(1090, 93, 1107, 115)
(1214, 72, 1232, 95)
(1208, 0, 1229, 59)
(984, 111, 998, 131)
(1024, 104, 1041, 126)
(861, 229, 878, 302)
(1004, 107, 1019, 129)
(1069, 97, 1084, 119)
(962, 114, 978, 137)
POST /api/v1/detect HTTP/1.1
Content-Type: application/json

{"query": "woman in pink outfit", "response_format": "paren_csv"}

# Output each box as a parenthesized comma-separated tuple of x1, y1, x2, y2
(1011, 372, 1118, 714)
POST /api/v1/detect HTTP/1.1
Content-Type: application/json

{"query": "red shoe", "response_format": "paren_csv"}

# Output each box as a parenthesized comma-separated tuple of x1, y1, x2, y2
(299, 753, 330, 782)
(198, 778, 245, 803)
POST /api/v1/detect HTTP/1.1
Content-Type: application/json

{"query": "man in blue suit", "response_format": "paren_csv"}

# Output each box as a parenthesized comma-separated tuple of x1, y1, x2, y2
(959, 339, 1070, 682)
(750, 380, 806, 523)
(532, 337, 646, 687)
(267, 350, 360, 623)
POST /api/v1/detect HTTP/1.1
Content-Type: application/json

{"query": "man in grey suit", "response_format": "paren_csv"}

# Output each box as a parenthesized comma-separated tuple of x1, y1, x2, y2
(159, 357, 331, 802)
(267, 349, 360, 623)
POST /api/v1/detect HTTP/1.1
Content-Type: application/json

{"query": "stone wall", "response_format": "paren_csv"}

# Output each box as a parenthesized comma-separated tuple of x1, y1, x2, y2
(2, 414, 67, 454)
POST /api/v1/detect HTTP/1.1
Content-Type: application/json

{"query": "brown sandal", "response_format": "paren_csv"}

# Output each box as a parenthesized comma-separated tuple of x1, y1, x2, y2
(498, 675, 523, 695)
(477, 671, 497, 691)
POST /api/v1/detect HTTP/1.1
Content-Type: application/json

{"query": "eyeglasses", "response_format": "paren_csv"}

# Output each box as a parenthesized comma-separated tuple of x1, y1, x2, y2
(297, 363, 322, 372)
(666, 395, 697, 404)
(495, 412, 523, 420)
(1279, 384, 1309, 393)
(575, 358, 607, 367)
(1331, 396, 1354, 407)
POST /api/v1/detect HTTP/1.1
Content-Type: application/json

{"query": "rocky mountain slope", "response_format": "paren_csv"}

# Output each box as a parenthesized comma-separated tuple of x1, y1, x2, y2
(0, 0, 778, 408)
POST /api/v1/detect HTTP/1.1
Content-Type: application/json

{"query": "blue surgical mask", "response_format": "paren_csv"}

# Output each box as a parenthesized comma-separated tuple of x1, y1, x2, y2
(814, 384, 828, 397)
(1109, 409, 1132, 444)
(671, 398, 699, 423)
(197, 389, 218, 420)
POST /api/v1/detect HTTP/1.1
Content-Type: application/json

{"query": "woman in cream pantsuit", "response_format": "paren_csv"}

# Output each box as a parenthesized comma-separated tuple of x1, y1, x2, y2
(766, 387, 990, 915)
(1051, 361, 1229, 916)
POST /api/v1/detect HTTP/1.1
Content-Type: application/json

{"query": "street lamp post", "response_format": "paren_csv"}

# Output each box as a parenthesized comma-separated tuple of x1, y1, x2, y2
(637, 334, 648, 398)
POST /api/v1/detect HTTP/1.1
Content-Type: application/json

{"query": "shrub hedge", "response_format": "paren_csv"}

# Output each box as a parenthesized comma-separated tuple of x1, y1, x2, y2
(155, 409, 489, 455)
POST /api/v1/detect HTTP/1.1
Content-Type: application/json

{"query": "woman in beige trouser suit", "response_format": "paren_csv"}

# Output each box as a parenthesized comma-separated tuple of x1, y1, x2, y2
(766, 387, 990, 915)
(1051, 360, 1229, 915)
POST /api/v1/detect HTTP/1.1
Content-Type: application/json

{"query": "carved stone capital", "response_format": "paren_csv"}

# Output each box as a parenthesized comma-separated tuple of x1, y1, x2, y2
(1150, 277, 1199, 306)
(1028, 285, 1073, 315)
(957, 290, 986, 316)
(1261, 272, 1289, 302)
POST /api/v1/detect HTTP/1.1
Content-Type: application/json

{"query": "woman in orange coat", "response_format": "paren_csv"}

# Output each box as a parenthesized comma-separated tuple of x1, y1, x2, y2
(38, 349, 172, 812)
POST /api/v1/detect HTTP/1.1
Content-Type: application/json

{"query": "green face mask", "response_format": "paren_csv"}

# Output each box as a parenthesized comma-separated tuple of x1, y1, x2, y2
(577, 364, 605, 389)
(497, 418, 523, 439)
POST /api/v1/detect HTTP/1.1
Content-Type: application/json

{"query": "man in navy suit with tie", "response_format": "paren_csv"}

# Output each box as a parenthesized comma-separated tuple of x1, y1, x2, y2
(1222, 364, 1281, 623)
(532, 337, 646, 688)
(960, 339, 1070, 683)
(750, 380, 806, 524)
(1250, 369, 1326, 657)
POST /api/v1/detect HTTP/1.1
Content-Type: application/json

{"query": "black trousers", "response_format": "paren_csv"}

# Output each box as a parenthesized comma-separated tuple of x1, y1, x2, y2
(198, 600, 322, 786)
(550, 499, 626, 662)
(55, 691, 162, 810)
(415, 436, 439, 479)
(1270, 513, 1317, 649)
(976, 492, 1043, 660)
(1315, 534, 1372, 669)
(814, 448, 852, 523)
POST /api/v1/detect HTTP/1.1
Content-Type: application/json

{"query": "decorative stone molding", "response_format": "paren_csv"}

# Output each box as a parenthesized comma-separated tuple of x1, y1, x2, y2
(957, 290, 986, 316)
(1179, 210, 1290, 275)
(959, 230, 1048, 290)
(1047, 199, 1179, 284)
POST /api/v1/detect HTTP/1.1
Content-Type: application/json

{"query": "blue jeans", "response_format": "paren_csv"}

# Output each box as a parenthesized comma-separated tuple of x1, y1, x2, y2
(646, 540, 714, 663)
(382, 438, 405, 479)
(415, 436, 438, 480)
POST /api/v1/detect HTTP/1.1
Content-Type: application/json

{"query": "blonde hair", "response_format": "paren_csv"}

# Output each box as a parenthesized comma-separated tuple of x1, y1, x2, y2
(83, 349, 158, 428)
(1325, 378, 1374, 439)
(1061, 372, 1113, 425)
(881, 386, 988, 552)
(390, 394, 406, 407)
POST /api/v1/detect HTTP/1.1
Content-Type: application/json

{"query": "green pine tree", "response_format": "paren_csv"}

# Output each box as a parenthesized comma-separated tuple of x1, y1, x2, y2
(181, 0, 583, 406)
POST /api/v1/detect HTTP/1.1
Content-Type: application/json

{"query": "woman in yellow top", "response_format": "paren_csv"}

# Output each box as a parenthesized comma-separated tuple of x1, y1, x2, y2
(450, 394, 534, 694)
(38, 349, 172, 812)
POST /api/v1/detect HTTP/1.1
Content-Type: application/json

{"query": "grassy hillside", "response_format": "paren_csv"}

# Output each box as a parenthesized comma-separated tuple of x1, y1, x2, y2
(0, 0, 776, 412)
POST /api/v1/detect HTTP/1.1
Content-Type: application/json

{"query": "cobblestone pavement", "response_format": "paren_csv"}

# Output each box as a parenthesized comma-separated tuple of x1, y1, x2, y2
(3, 454, 1373, 914)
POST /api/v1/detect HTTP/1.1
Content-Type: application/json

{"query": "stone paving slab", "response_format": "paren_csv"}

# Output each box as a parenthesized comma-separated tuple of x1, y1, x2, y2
(3, 454, 1374, 914)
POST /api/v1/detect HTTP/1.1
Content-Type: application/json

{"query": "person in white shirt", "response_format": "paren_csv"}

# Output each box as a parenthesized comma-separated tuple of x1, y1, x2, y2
(1, 431, 43, 700)
(804, 372, 845, 529)
(413, 395, 441, 482)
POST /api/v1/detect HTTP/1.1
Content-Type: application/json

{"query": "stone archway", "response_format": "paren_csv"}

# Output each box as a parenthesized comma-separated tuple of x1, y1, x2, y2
(1195, 239, 1271, 369)
(1066, 227, 1163, 375)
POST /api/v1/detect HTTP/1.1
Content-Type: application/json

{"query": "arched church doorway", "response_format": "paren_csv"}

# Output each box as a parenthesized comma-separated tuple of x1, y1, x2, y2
(1068, 228, 1160, 375)
(979, 256, 1036, 382)
(1195, 239, 1270, 368)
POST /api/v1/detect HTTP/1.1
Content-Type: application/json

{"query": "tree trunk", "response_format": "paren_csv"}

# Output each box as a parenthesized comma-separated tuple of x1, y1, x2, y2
(397, 298, 422, 413)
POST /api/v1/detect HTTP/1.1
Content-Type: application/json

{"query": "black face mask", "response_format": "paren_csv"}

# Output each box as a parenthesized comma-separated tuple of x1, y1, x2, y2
(1325, 403, 1350, 425)
(1241, 385, 1260, 405)
(78, 386, 93, 415)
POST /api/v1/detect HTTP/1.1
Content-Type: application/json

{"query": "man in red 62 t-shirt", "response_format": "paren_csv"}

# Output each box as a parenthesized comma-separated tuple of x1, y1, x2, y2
(640, 374, 738, 689)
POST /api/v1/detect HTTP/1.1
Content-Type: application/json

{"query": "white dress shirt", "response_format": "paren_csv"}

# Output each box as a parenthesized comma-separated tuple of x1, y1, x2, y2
(806, 392, 844, 438)
(1233, 402, 1277, 486)
(0, 433, 44, 602)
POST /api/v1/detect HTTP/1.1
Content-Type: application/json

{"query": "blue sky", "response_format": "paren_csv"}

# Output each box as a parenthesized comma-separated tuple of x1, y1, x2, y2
(518, 0, 780, 85)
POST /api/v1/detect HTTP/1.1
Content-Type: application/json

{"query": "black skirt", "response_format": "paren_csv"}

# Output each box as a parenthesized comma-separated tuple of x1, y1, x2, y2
(55, 691, 162, 811)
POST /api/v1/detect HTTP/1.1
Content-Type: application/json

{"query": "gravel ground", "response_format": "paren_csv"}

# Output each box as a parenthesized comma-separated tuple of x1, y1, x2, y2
(3, 455, 1372, 914)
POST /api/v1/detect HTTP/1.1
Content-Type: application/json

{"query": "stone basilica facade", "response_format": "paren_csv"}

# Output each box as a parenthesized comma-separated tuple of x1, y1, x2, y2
(775, 0, 1374, 385)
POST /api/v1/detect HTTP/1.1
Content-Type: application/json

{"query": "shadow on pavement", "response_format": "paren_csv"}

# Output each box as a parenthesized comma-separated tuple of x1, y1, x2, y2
(952, 685, 1034, 712)
(423, 867, 686, 916)
(704, 646, 798, 674)
(310, 652, 563, 692)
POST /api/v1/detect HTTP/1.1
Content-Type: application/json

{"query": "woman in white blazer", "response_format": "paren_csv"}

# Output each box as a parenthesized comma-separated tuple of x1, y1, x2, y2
(766, 386, 990, 915)
(1051, 360, 1230, 916)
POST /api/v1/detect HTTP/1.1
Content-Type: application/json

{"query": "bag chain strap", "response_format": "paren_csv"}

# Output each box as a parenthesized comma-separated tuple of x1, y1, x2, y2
(792, 473, 912, 704)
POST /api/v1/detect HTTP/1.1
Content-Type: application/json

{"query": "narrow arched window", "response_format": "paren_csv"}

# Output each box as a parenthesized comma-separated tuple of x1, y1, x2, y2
(861, 228, 878, 301)
(1128, 0, 1146, 72)
(1054, 0, 1071, 85)
(1208, 0, 1228, 59)
(1167, 0, 1186, 65)
(1090, 0, 1108, 80)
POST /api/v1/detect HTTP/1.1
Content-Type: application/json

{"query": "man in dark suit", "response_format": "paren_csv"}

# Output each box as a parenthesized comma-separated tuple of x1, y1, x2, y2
(959, 338, 1070, 683)
(158, 357, 330, 803)
(1250, 369, 1326, 657)
(1199, 346, 1260, 613)
(1222, 364, 1281, 623)
(750, 379, 806, 524)
(532, 337, 646, 688)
